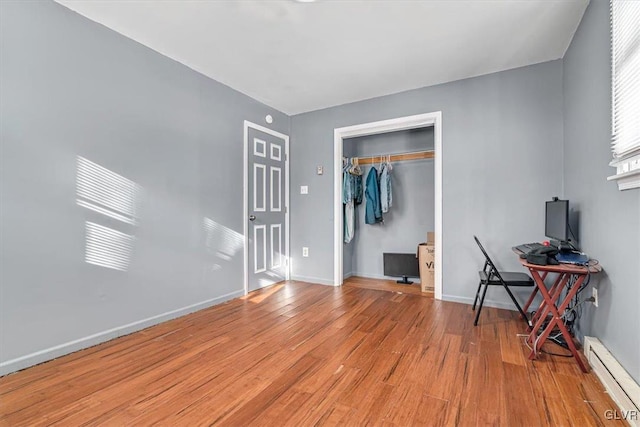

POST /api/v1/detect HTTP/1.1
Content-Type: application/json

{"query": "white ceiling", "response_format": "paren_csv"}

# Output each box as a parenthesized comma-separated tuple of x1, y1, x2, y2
(55, 0, 589, 115)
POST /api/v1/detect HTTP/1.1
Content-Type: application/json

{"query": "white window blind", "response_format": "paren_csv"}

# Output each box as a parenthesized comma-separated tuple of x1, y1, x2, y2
(608, 0, 640, 190)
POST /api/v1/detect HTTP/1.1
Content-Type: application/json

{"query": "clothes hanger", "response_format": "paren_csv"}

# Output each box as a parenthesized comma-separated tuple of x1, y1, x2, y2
(354, 157, 362, 175)
(348, 157, 359, 176)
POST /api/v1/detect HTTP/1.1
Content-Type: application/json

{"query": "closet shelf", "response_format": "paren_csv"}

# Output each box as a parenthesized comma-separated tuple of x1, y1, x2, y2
(356, 150, 434, 165)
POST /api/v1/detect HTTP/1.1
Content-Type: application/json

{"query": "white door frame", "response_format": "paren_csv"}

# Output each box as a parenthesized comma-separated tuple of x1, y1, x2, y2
(243, 120, 290, 295)
(333, 112, 443, 300)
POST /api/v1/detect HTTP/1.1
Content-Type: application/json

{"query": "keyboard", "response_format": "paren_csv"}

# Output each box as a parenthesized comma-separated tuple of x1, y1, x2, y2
(515, 242, 545, 254)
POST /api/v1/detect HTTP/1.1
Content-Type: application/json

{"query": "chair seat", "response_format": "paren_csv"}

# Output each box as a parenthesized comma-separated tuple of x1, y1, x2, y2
(479, 271, 533, 286)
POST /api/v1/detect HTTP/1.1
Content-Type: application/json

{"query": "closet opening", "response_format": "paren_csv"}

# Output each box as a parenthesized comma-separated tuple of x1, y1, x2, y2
(333, 112, 443, 300)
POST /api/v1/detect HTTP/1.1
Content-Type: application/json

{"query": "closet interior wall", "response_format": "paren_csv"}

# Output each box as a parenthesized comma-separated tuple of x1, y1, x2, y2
(343, 128, 435, 281)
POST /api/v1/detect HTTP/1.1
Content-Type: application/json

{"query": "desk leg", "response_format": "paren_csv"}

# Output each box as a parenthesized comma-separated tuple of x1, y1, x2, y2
(527, 270, 555, 340)
(530, 274, 589, 373)
(528, 273, 569, 348)
(528, 273, 567, 337)
(535, 274, 569, 331)
(528, 272, 568, 347)
(553, 275, 589, 372)
(522, 272, 548, 317)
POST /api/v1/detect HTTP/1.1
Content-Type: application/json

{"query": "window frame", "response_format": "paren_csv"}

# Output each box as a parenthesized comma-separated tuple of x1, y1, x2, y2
(607, 0, 640, 190)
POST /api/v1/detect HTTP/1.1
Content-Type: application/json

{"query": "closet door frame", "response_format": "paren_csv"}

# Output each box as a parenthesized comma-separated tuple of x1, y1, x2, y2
(333, 112, 443, 300)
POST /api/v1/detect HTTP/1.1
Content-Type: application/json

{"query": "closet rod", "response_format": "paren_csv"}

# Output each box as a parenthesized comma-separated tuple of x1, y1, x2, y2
(356, 150, 434, 165)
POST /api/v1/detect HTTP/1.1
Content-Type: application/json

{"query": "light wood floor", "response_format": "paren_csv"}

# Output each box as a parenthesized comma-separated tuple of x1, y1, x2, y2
(343, 275, 430, 297)
(0, 279, 623, 426)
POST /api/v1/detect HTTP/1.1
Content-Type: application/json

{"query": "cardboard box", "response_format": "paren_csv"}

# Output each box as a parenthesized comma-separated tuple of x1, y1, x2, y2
(418, 243, 435, 293)
(426, 232, 435, 245)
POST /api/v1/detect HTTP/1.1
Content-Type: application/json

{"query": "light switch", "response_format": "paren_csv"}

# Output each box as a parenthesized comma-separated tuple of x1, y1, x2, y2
(300, 185, 308, 194)
(317, 166, 323, 175)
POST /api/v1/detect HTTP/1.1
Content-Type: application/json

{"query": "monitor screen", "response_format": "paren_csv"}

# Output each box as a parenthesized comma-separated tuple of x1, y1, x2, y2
(545, 199, 569, 242)
(383, 253, 420, 278)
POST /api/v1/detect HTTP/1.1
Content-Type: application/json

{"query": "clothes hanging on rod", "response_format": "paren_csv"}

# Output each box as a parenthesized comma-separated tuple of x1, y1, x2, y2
(365, 165, 382, 224)
(360, 150, 428, 226)
(379, 155, 393, 214)
(350, 158, 363, 205)
(343, 157, 363, 243)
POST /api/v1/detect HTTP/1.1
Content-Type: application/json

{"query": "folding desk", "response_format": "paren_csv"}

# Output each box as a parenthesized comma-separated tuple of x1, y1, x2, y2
(515, 254, 601, 373)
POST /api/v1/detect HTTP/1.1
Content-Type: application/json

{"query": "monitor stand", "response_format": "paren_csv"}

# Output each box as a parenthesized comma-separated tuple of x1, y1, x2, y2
(396, 276, 414, 285)
(551, 239, 575, 252)
(558, 242, 574, 252)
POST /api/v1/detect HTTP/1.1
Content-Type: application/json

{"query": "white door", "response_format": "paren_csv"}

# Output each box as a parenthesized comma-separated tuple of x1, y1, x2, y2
(244, 121, 289, 292)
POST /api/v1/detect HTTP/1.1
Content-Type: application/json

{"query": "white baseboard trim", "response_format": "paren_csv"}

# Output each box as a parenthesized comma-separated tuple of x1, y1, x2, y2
(441, 294, 518, 311)
(584, 337, 640, 427)
(0, 290, 244, 377)
(343, 271, 353, 280)
(290, 275, 335, 286)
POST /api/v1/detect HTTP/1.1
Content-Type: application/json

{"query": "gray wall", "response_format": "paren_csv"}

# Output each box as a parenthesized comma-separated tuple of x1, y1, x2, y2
(0, 0, 288, 374)
(344, 128, 434, 279)
(290, 60, 565, 307)
(562, 0, 640, 382)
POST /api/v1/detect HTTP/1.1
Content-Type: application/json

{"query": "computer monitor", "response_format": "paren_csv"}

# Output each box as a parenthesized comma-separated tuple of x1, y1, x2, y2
(545, 199, 569, 243)
(383, 253, 420, 284)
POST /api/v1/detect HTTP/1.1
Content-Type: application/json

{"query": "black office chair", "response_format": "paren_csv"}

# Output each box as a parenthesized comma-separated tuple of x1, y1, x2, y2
(472, 236, 534, 326)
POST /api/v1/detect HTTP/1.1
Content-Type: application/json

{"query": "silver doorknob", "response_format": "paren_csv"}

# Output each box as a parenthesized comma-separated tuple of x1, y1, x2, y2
(249, 215, 256, 221)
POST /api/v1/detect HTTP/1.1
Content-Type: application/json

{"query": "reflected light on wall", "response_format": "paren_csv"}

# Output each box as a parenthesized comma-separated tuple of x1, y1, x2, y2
(77, 156, 141, 271)
(76, 156, 141, 225)
(85, 222, 135, 271)
(203, 217, 244, 261)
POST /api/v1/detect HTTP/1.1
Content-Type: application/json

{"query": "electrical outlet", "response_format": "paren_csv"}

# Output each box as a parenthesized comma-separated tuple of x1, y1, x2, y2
(592, 287, 598, 307)
(300, 185, 308, 194)
(302, 247, 309, 257)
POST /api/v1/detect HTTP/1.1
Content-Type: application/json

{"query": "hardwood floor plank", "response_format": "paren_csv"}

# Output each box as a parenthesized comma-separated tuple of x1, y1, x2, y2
(217, 354, 324, 426)
(343, 276, 427, 297)
(0, 278, 624, 426)
(527, 365, 574, 427)
(413, 393, 450, 426)
(285, 365, 361, 426)
(501, 362, 543, 426)
(499, 315, 528, 366)
(313, 403, 353, 426)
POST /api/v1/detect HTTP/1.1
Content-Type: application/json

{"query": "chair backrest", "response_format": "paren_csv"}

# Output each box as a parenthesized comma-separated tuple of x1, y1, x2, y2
(473, 236, 506, 283)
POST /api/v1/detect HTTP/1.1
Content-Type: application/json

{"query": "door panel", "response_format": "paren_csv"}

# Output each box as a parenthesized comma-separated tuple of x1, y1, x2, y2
(270, 224, 282, 269)
(253, 164, 266, 212)
(253, 224, 266, 273)
(247, 125, 287, 292)
(270, 166, 281, 212)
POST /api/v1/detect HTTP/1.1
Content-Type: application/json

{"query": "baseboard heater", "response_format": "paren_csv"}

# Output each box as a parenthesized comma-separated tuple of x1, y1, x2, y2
(584, 337, 640, 427)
